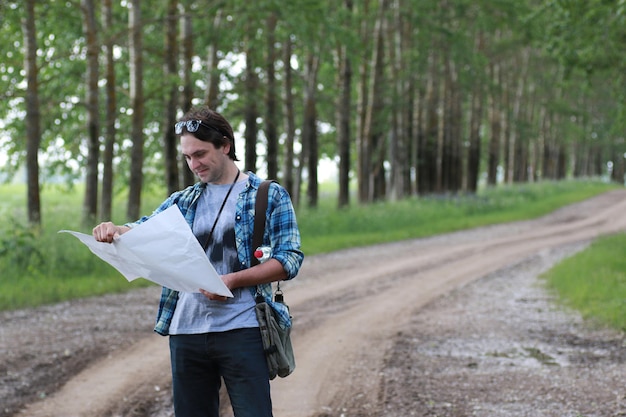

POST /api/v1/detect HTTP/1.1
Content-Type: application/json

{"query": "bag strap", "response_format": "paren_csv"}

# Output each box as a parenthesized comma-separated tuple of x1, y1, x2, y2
(252, 180, 273, 266)
(252, 180, 286, 302)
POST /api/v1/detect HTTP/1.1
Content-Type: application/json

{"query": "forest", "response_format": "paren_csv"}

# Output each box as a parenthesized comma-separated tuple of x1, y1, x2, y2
(0, 0, 625, 227)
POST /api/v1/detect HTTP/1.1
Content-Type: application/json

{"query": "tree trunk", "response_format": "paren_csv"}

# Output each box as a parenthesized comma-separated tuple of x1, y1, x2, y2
(510, 48, 530, 183)
(412, 85, 425, 195)
(364, 0, 388, 202)
(22, 0, 42, 226)
(335, 0, 353, 208)
(303, 52, 320, 208)
(535, 105, 546, 181)
(81, 0, 100, 225)
(282, 36, 296, 201)
(525, 81, 538, 182)
(542, 112, 558, 179)
(388, 0, 408, 201)
(204, 9, 222, 110)
(441, 52, 462, 193)
(356, 1, 372, 203)
(419, 47, 440, 195)
(163, 0, 179, 195)
(100, 0, 117, 222)
(180, 4, 195, 186)
(163, 0, 180, 195)
(265, 12, 279, 180)
(592, 143, 603, 176)
(487, 58, 501, 186)
(466, 32, 485, 193)
(127, 0, 145, 221)
(543, 69, 564, 180)
(513, 134, 529, 182)
(244, 42, 259, 173)
(611, 144, 625, 184)
(557, 143, 567, 179)
(501, 61, 511, 184)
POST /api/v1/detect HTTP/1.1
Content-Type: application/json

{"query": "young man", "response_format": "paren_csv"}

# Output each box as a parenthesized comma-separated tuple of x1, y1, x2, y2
(92, 106, 304, 417)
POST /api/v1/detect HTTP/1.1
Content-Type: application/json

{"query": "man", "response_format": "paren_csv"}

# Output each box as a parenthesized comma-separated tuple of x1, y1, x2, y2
(92, 105, 304, 417)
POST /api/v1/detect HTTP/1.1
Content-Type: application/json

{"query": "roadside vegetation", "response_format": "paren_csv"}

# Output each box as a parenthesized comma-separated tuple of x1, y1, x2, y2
(1, 179, 623, 330)
(542, 232, 626, 331)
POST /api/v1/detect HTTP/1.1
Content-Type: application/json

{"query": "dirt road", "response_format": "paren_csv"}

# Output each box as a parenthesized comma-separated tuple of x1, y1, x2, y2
(3, 189, 626, 417)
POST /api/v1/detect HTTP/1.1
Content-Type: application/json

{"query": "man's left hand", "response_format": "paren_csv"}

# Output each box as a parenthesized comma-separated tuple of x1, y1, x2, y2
(199, 288, 229, 301)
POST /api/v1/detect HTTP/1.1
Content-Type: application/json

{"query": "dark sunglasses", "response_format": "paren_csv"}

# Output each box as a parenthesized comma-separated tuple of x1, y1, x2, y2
(174, 119, 222, 136)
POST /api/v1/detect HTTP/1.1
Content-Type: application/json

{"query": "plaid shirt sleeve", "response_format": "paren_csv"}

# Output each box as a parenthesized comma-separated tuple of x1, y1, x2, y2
(239, 173, 304, 329)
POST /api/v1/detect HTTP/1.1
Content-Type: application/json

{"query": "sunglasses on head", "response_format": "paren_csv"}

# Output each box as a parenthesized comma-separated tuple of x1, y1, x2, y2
(174, 119, 222, 136)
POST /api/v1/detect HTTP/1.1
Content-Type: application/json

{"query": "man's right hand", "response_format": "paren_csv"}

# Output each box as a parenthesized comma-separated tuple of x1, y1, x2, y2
(92, 222, 130, 243)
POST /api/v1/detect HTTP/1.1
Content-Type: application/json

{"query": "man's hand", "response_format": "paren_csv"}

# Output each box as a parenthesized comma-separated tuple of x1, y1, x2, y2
(199, 273, 236, 301)
(199, 288, 229, 301)
(92, 222, 130, 243)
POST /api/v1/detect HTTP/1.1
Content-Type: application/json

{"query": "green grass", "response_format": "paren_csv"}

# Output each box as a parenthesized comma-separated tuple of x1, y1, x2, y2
(541, 232, 626, 331)
(298, 179, 619, 254)
(0, 183, 163, 310)
(0, 179, 622, 316)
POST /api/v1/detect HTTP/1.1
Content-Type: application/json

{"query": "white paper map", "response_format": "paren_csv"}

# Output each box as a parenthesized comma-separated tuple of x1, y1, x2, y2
(59, 205, 233, 297)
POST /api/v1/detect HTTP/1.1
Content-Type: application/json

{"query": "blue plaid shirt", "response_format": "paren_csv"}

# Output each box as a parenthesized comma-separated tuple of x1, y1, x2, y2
(127, 172, 303, 336)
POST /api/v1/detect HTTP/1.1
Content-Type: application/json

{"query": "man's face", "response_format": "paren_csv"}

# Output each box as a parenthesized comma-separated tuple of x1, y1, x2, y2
(180, 134, 231, 184)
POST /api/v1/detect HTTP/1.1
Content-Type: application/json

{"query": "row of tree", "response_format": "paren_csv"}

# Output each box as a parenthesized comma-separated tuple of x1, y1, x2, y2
(1, 0, 625, 227)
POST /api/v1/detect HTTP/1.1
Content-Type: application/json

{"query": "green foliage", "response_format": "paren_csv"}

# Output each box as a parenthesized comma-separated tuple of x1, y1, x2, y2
(542, 232, 626, 331)
(0, 183, 163, 311)
(0, 219, 44, 271)
(531, 0, 626, 132)
(1, 0, 625, 188)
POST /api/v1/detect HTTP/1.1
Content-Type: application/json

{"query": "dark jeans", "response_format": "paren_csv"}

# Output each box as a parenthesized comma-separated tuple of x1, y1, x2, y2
(169, 328, 272, 417)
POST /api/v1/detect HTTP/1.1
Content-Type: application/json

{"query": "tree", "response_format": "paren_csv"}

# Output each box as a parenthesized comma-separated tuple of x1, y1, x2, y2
(264, 12, 279, 180)
(486, 43, 503, 186)
(361, 0, 388, 202)
(80, 0, 100, 225)
(334, 0, 354, 208)
(466, 32, 485, 192)
(22, 0, 42, 226)
(127, 0, 145, 220)
(179, 1, 195, 187)
(419, 46, 440, 195)
(243, 34, 260, 173)
(163, 0, 180, 195)
(282, 35, 297, 200)
(303, 50, 320, 207)
(3, 0, 626, 227)
(100, 0, 118, 222)
(204, 8, 223, 110)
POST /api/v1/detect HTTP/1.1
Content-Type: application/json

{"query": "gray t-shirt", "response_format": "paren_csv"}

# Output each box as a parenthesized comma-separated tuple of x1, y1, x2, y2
(169, 180, 258, 334)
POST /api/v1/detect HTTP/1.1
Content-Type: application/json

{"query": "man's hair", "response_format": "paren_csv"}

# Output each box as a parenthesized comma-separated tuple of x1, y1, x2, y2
(178, 106, 239, 161)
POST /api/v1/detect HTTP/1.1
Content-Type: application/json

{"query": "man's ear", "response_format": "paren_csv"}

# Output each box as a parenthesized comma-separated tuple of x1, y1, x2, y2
(222, 140, 231, 155)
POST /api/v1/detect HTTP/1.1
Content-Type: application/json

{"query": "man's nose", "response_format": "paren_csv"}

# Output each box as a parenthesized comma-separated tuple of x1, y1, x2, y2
(189, 157, 201, 169)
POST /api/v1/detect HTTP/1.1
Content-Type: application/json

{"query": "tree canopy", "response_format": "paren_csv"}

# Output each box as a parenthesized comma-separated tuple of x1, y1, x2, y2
(0, 0, 624, 226)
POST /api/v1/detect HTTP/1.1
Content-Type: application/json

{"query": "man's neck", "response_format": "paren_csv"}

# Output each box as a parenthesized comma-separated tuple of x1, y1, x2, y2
(208, 163, 240, 185)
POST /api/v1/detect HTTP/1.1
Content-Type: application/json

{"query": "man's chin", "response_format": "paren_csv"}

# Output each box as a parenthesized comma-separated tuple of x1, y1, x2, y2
(196, 171, 209, 182)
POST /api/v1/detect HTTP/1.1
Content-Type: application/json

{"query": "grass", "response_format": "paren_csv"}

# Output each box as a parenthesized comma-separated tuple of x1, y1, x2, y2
(0, 183, 162, 310)
(297, 179, 619, 254)
(0, 179, 622, 319)
(541, 232, 626, 331)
